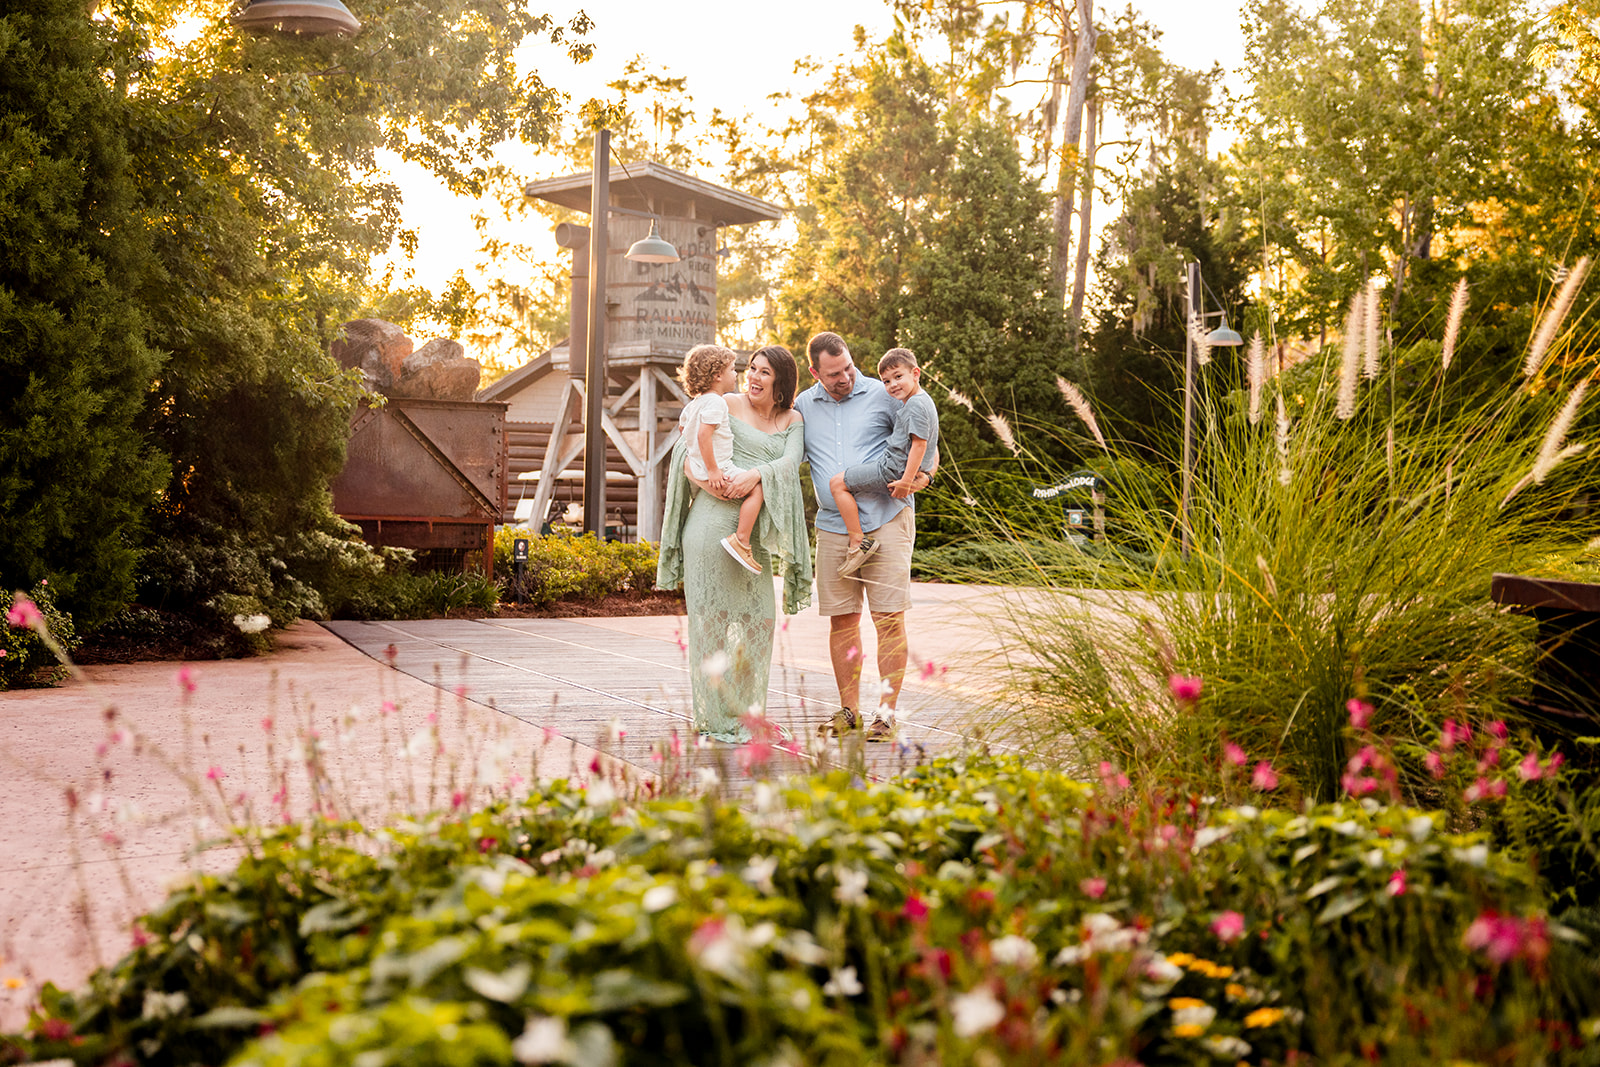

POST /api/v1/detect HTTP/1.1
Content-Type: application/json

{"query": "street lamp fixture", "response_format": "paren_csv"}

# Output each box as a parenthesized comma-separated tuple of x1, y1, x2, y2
(1181, 262, 1244, 559)
(232, 0, 361, 37)
(626, 218, 680, 264)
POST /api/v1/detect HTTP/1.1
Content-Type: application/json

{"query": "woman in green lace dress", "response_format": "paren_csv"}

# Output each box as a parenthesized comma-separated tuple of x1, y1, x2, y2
(657, 345, 812, 741)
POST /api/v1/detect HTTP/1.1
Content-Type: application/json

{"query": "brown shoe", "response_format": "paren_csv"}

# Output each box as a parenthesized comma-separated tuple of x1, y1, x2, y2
(864, 717, 897, 743)
(836, 535, 879, 578)
(816, 707, 860, 738)
(721, 535, 762, 575)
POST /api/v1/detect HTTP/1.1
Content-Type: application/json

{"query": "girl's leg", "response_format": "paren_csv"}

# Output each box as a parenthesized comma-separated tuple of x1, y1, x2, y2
(736, 484, 764, 545)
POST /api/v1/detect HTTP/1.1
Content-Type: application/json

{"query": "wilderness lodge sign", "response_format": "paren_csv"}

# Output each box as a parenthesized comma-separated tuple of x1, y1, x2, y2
(608, 216, 717, 355)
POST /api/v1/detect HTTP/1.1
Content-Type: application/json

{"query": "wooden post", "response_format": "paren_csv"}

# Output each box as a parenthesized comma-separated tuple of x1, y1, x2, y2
(583, 131, 610, 536)
(1091, 488, 1105, 543)
(638, 367, 660, 540)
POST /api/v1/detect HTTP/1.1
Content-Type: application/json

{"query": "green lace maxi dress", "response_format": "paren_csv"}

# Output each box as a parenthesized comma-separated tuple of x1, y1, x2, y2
(656, 418, 812, 742)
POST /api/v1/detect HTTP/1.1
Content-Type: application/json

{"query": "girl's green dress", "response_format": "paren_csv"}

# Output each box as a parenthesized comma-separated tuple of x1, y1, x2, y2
(656, 417, 812, 742)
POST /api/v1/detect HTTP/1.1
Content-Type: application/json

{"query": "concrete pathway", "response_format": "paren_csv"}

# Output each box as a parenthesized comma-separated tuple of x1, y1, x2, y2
(0, 581, 1032, 1029)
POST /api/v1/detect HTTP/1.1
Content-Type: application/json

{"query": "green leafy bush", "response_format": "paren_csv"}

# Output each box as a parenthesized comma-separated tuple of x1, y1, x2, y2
(494, 530, 660, 608)
(7, 757, 1596, 1066)
(1, 582, 79, 689)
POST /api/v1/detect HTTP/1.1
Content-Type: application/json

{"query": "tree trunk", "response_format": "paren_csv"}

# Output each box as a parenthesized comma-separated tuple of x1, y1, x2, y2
(1052, 0, 1097, 300)
(1070, 92, 1097, 322)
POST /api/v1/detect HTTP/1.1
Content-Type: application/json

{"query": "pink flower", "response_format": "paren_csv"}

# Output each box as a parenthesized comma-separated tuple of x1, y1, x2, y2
(1222, 742, 1247, 767)
(669, 733, 683, 757)
(739, 741, 774, 775)
(175, 667, 196, 693)
(1251, 761, 1279, 791)
(205, 766, 224, 782)
(1098, 761, 1130, 794)
(673, 629, 687, 652)
(1464, 777, 1505, 803)
(845, 645, 860, 662)
(1168, 674, 1203, 704)
(477, 836, 497, 853)
(543, 725, 559, 744)
(1080, 877, 1107, 899)
(902, 894, 930, 924)
(1518, 752, 1544, 781)
(1347, 698, 1373, 730)
(131, 926, 151, 949)
(1211, 910, 1246, 942)
(1387, 868, 1407, 896)
(1548, 752, 1566, 774)
(261, 715, 274, 732)
(1441, 719, 1472, 751)
(1342, 772, 1378, 796)
(380, 700, 396, 716)
(1347, 745, 1377, 772)
(1424, 751, 1446, 778)
(1463, 912, 1549, 967)
(6, 596, 43, 630)
(1488, 720, 1509, 741)
(919, 660, 947, 680)
(451, 790, 466, 809)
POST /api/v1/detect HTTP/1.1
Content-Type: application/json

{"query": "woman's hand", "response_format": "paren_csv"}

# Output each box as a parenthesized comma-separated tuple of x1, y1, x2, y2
(724, 468, 761, 498)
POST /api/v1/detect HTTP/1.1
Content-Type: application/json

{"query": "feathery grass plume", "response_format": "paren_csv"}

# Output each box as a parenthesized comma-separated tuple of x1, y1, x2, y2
(945, 388, 975, 413)
(987, 412, 1019, 456)
(1275, 393, 1291, 486)
(1055, 376, 1107, 451)
(1533, 380, 1589, 483)
(1337, 290, 1364, 419)
(1441, 277, 1469, 373)
(1363, 276, 1383, 380)
(1524, 256, 1592, 379)
(1247, 335, 1266, 426)
(1189, 312, 1213, 366)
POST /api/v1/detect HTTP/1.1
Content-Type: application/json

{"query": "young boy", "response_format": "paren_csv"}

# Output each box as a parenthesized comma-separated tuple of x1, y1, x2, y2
(829, 348, 939, 577)
(678, 345, 764, 574)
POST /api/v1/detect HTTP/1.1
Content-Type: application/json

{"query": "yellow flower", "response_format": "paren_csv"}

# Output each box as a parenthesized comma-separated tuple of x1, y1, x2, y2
(1168, 997, 1207, 1010)
(1225, 983, 1248, 1000)
(1192, 960, 1235, 978)
(1174, 1024, 1207, 1037)
(3, 977, 23, 990)
(1245, 1007, 1286, 1028)
(1167, 952, 1196, 967)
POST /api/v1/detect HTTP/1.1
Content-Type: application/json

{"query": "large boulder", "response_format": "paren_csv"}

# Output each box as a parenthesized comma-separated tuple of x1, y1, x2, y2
(332, 319, 412, 392)
(391, 338, 481, 400)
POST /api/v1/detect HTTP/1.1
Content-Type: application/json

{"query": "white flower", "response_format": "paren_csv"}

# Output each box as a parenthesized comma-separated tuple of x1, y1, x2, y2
(834, 866, 870, 906)
(141, 990, 188, 1021)
(823, 965, 864, 997)
(232, 613, 271, 634)
(696, 767, 720, 789)
(702, 651, 731, 680)
(1203, 1034, 1251, 1058)
(641, 885, 677, 913)
(743, 855, 778, 894)
(584, 782, 616, 808)
(1453, 844, 1489, 867)
(1407, 814, 1434, 842)
(1172, 1002, 1217, 1031)
(511, 1016, 574, 1064)
(1192, 826, 1229, 850)
(753, 781, 776, 813)
(951, 987, 1006, 1036)
(1143, 955, 1184, 983)
(989, 935, 1039, 970)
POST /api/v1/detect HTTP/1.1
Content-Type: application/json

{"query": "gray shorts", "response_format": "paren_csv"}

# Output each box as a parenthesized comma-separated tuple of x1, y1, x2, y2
(842, 461, 893, 495)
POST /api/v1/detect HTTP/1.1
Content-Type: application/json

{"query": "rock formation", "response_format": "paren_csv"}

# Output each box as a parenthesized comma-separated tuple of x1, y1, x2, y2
(331, 320, 481, 400)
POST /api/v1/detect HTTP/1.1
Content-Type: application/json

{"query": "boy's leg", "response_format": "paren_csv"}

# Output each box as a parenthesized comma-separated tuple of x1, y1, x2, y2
(828, 472, 864, 544)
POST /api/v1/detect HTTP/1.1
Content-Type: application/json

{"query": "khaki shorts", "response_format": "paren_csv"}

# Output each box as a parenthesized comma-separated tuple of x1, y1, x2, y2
(816, 506, 915, 616)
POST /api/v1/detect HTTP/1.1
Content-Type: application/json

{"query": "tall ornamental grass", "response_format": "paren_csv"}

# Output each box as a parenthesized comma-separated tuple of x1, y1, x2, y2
(969, 266, 1598, 802)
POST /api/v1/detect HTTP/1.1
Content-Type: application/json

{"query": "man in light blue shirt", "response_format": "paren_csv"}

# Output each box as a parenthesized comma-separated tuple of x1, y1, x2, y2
(795, 331, 934, 742)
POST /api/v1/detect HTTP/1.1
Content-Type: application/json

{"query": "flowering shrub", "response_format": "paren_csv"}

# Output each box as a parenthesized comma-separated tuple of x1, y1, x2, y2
(1, 583, 78, 689)
(6, 757, 1595, 1066)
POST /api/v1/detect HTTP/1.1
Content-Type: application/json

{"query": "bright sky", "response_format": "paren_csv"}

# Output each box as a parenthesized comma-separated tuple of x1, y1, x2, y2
(386, 0, 1248, 315)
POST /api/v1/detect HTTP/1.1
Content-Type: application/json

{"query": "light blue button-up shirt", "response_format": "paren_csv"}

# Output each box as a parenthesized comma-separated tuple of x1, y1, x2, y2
(795, 373, 908, 535)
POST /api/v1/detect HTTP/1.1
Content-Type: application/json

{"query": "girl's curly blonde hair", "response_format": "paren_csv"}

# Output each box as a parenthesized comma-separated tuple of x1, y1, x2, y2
(677, 343, 737, 397)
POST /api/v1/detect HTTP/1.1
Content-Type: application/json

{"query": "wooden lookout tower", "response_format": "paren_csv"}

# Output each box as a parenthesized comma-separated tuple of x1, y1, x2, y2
(479, 160, 783, 542)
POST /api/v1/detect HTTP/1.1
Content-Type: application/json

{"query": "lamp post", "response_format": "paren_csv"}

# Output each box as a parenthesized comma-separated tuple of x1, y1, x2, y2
(577, 132, 681, 538)
(1180, 261, 1245, 559)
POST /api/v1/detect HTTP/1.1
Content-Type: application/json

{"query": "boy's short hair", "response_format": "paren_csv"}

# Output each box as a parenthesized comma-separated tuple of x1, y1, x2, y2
(878, 348, 918, 374)
(678, 344, 737, 396)
(807, 331, 847, 366)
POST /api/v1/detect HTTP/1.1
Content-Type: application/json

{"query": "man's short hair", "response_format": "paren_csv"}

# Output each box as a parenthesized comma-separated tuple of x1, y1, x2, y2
(807, 331, 847, 366)
(878, 348, 918, 374)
